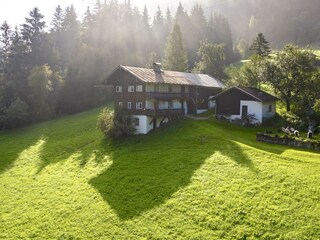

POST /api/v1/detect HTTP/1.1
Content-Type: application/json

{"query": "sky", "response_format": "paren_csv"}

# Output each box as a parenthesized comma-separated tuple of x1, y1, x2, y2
(0, 0, 194, 27)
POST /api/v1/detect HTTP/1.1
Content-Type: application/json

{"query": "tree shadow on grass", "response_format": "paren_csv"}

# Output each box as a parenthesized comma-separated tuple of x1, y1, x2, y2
(0, 108, 101, 175)
(89, 120, 257, 220)
(0, 128, 43, 174)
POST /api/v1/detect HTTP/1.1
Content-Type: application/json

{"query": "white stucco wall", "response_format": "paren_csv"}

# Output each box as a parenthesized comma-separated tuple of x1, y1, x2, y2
(262, 102, 276, 119)
(241, 100, 263, 123)
(132, 115, 149, 134)
(229, 100, 263, 123)
(132, 115, 171, 134)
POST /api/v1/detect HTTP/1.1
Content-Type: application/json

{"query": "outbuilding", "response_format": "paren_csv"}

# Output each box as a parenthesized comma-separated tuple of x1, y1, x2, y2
(211, 86, 278, 124)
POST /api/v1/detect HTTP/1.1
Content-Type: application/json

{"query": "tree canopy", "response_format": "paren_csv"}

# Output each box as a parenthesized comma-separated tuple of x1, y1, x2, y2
(249, 33, 271, 57)
(162, 23, 188, 72)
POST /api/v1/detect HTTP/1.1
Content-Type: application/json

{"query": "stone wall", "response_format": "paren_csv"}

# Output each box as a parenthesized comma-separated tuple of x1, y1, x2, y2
(256, 133, 320, 151)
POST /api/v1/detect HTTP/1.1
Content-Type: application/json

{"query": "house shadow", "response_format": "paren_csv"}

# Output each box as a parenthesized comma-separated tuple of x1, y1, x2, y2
(89, 121, 257, 220)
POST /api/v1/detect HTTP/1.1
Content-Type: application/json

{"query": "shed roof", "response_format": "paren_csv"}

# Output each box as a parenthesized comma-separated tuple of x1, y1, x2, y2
(210, 86, 279, 102)
(106, 65, 224, 88)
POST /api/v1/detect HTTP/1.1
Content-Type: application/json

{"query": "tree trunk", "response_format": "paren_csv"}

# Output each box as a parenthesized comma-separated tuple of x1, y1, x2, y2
(286, 100, 291, 112)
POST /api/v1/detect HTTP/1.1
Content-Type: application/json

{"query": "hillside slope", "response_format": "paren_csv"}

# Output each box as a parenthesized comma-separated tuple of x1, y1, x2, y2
(0, 108, 319, 239)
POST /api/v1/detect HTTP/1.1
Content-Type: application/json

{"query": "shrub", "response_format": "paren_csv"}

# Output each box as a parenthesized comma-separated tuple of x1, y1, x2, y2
(97, 108, 136, 138)
(97, 108, 117, 137)
(0, 98, 29, 129)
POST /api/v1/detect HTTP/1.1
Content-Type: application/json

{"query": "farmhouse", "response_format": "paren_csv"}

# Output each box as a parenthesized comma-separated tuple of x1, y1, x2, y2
(105, 63, 224, 134)
(211, 86, 278, 124)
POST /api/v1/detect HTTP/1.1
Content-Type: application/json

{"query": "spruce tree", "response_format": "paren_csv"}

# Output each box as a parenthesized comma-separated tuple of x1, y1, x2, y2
(250, 33, 271, 57)
(0, 21, 12, 70)
(163, 23, 188, 72)
(21, 7, 46, 65)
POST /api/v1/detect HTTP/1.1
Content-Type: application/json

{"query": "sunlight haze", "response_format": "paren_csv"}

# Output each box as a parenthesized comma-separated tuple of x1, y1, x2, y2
(0, 0, 204, 26)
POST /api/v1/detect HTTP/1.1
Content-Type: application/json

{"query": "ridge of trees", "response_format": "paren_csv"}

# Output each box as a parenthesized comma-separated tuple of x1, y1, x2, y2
(0, 1, 236, 129)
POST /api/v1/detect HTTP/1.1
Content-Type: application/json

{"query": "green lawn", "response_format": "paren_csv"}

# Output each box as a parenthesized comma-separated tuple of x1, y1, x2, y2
(0, 108, 319, 239)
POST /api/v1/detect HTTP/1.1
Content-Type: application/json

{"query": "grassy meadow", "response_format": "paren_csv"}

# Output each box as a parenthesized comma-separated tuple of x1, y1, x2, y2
(0, 107, 319, 239)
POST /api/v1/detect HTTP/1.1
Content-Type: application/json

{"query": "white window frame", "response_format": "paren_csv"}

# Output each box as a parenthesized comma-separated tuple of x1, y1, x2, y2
(136, 102, 143, 109)
(118, 102, 123, 108)
(127, 102, 132, 109)
(131, 117, 140, 126)
(128, 85, 134, 92)
(116, 86, 122, 93)
(136, 85, 143, 92)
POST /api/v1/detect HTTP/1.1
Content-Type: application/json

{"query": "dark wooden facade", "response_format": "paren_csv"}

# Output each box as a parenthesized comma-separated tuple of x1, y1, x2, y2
(215, 88, 258, 115)
(109, 67, 222, 116)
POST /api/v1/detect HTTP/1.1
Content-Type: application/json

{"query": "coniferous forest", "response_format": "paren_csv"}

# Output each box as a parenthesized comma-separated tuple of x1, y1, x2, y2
(0, 1, 236, 128)
(1, 0, 320, 129)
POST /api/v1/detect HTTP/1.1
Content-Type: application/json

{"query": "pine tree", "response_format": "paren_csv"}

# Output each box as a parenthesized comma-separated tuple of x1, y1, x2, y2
(163, 23, 188, 72)
(250, 33, 271, 57)
(0, 21, 12, 70)
(51, 5, 63, 31)
(208, 13, 235, 64)
(21, 7, 46, 65)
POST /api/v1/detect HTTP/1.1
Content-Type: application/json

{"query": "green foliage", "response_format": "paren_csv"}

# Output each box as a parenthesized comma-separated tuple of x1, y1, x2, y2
(27, 64, 54, 120)
(163, 23, 188, 72)
(226, 54, 264, 88)
(194, 41, 226, 80)
(249, 33, 271, 57)
(0, 108, 320, 239)
(282, 111, 304, 129)
(262, 44, 318, 112)
(236, 38, 250, 59)
(0, 98, 29, 128)
(97, 107, 116, 138)
(97, 108, 136, 138)
(208, 13, 236, 64)
(313, 99, 320, 113)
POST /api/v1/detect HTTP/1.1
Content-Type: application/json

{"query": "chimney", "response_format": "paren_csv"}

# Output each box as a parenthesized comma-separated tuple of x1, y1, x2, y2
(153, 62, 162, 73)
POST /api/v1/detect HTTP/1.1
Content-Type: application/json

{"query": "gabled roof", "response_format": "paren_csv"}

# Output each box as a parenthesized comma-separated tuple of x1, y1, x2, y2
(210, 86, 279, 102)
(106, 65, 224, 88)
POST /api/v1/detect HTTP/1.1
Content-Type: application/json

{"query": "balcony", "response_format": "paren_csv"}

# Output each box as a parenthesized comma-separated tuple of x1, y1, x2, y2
(121, 108, 185, 117)
(146, 92, 191, 100)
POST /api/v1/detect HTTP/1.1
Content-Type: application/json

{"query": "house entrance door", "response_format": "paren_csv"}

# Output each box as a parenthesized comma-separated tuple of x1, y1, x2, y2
(242, 105, 248, 117)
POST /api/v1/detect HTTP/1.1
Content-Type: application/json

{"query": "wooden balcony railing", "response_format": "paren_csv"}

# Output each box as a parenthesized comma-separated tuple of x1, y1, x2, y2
(146, 92, 191, 100)
(118, 108, 185, 117)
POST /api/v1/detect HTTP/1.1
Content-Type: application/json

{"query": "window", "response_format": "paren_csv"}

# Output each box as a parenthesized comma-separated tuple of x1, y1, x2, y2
(131, 117, 140, 126)
(116, 86, 122, 93)
(128, 86, 134, 92)
(154, 84, 159, 92)
(168, 85, 172, 93)
(127, 102, 132, 109)
(168, 101, 174, 109)
(268, 104, 272, 112)
(118, 102, 123, 108)
(136, 102, 143, 109)
(136, 85, 143, 92)
(242, 105, 248, 116)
